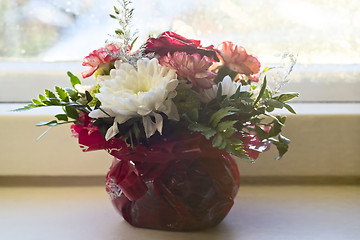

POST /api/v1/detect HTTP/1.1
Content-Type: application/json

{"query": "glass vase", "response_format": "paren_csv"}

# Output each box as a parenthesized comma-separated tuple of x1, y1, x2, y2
(105, 131, 240, 231)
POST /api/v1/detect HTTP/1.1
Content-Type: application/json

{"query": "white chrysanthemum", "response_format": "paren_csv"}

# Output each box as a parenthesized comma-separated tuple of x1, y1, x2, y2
(74, 84, 97, 94)
(199, 75, 250, 103)
(89, 58, 179, 140)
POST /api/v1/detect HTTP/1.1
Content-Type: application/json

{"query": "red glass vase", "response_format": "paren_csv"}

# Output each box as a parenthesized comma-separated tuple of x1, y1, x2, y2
(71, 113, 241, 231)
(105, 132, 240, 231)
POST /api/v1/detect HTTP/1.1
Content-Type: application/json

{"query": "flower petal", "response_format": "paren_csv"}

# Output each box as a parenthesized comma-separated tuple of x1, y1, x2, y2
(105, 121, 119, 141)
(153, 112, 163, 134)
(143, 116, 157, 138)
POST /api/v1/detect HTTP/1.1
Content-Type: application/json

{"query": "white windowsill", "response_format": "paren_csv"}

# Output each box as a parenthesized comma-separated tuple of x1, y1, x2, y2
(1, 186, 359, 239)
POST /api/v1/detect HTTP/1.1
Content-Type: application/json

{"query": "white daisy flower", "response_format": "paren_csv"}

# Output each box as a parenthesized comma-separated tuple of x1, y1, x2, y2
(89, 58, 179, 140)
(199, 75, 250, 103)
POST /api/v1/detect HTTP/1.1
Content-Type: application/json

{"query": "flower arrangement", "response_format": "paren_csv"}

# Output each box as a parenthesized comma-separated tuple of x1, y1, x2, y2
(17, 0, 298, 231)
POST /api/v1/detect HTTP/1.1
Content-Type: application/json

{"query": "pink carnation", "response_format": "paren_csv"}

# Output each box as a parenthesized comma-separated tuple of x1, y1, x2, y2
(159, 52, 216, 89)
(217, 41, 261, 81)
(81, 43, 120, 78)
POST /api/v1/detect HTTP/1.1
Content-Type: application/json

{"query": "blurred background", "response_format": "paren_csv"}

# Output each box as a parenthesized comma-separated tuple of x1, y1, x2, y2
(1, 0, 360, 64)
(1, 0, 359, 102)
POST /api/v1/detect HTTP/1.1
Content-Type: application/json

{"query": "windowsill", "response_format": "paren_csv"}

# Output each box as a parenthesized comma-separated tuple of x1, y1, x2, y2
(1, 185, 359, 239)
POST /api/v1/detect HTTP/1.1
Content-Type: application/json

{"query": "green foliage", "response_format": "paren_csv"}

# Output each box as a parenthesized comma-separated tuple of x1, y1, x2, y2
(213, 67, 238, 84)
(87, 84, 101, 107)
(270, 134, 290, 160)
(254, 76, 267, 105)
(173, 87, 200, 122)
(67, 71, 81, 88)
(273, 92, 299, 102)
(55, 86, 69, 102)
(186, 73, 297, 161)
(14, 73, 98, 139)
(188, 123, 216, 140)
(209, 107, 237, 128)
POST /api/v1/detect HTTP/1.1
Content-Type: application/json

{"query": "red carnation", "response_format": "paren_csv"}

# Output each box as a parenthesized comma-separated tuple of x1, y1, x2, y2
(144, 31, 219, 61)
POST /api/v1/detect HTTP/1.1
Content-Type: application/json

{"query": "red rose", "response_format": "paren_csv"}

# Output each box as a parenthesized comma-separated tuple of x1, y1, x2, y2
(144, 31, 219, 61)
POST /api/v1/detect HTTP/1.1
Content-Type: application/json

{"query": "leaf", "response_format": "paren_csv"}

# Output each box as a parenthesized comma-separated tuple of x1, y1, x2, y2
(230, 85, 243, 99)
(279, 115, 287, 124)
(255, 125, 269, 139)
(65, 106, 79, 120)
(115, 29, 124, 35)
(216, 83, 223, 101)
(44, 90, 60, 104)
(67, 72, 81, 88)
(55, 86, 69, 102)
(217, 120, 237, 132)
(38, 94, 47, 101)
(218, 139, 227, 149)
(113, 6, 120, 14)
(254, 76, 267, 105)
(213, 67, 237, 84)
(55, 114, 68, 122)
(130, 36, 138, 50)
(219, 97, 229, 108)
(209, 107, 237, 127)
(85, 91, 93, 103)
(266, 99, 284, 109)
(44, 89, 57, 100)
(32, 99, 43, 105)
(36, 127, 53, 141)
(225, 140, 254, 162)
(36, 120, 58, 127)
(132, 122, 141, 140)
(266, 106, 275, 112)
(279, 134, 291, 144)
(274, 92, 299, 102)
(109, 14, 117, 19)
(262, 89, 272, 99)
(184, 108, 199, 122)
(66, 88, 80, 101)
(94, 100, 101, 109)
(12, 103, 41, 111)
(284, 103, 297, 114)
(188, 123, 216, 140)
(222, 126, 236, 138)
(212, 133, 224, 148)
(265, 113, 285, 126)
(270, 136, 290, 160)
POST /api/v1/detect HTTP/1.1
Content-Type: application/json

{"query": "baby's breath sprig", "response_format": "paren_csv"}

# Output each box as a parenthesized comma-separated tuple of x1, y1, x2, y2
(110, 0, 138, 48)
(107, 0, 145, 69)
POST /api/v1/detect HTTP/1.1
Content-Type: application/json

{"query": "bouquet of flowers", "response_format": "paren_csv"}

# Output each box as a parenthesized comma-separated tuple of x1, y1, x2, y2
(17, 0, 298, 231)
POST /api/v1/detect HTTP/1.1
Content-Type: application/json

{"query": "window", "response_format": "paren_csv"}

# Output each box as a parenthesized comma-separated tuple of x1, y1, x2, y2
(1, 0, 359, 103)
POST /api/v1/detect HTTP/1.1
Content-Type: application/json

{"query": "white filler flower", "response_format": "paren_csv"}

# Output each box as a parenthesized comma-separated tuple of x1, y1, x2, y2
(89, 58, 179, 140)
(199, 75, 250, 103)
